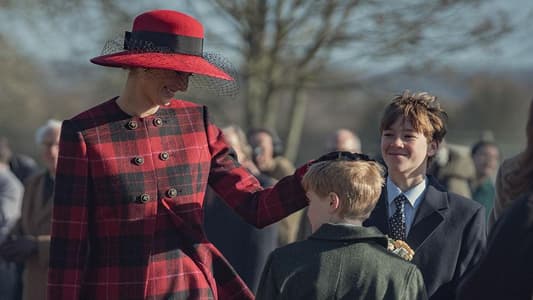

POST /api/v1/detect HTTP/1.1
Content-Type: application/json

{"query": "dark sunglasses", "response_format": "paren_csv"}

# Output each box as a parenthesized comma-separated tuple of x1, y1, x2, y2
(314, 151, 374, 164)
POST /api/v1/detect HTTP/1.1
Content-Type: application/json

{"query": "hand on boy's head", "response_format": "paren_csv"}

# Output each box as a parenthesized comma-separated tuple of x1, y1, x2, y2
(315, 151, 346, 163)
(294, 151, 355, 182)
(314, 151, 373, 164)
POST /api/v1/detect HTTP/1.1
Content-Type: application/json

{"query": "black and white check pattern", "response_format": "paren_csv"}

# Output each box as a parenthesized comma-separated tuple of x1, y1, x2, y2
(389, 194, 407, 240)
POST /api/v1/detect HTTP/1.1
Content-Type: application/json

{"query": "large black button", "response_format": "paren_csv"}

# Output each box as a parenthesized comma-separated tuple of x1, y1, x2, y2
(126, 120, 138, 130)
(159, 152, 169, 161)
(166, 188, 178, 198)
(133, 156, 144, 165)
(153, 118, 163, 127)
(139, 193, 151, 203)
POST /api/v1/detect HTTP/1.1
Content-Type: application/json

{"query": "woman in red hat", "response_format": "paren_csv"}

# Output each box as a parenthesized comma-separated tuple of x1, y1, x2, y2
(47, 10, 308, 300)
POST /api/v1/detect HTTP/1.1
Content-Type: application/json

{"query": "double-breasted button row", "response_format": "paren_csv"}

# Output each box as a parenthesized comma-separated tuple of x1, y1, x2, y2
(131, 153, 170, 166)
(137, 189, 179, 203)
(126, 118, 164, 130)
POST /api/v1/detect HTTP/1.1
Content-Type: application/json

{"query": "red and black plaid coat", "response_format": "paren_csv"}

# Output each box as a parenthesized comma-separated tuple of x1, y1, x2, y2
(47, 98, 308, 300)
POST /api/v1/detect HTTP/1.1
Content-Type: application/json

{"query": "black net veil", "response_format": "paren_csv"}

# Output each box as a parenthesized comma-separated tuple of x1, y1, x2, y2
(98, 36, 240, 99)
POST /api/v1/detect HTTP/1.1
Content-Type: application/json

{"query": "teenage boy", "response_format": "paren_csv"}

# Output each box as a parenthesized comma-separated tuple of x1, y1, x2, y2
(364, 91, 486, 300)
(256, 153, 427, 300)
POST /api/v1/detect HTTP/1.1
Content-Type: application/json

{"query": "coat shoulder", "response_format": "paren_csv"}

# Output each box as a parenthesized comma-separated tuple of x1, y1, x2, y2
(446, 190, 484, 212)
(171, 98, 203, 108)
(428, 178, 483, 212)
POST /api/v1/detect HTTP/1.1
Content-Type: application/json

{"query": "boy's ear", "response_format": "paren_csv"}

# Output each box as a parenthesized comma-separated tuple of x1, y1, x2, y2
(328, 192, 340, 213)
(427, 140, 438, 158)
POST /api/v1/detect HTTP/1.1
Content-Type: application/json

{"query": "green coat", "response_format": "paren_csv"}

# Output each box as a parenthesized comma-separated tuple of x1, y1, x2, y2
(256, 224, 427, 300)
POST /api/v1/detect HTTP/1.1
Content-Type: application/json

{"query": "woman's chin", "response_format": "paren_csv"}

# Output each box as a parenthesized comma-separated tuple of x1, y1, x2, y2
(158, 95, 173, 105)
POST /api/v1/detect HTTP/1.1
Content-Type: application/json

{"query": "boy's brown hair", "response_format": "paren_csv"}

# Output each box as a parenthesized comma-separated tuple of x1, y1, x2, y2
(380, 90, 448, 145)
(302, 160, 385, 221)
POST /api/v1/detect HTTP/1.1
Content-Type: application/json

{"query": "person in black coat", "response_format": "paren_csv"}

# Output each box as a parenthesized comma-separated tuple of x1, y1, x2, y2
(203, 125, 279, 293)
(364, 91, 486, 300)
(457, 192, 533, 299)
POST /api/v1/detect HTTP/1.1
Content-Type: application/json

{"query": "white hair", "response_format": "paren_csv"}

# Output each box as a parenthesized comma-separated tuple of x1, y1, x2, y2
(35, 119, 62, 145)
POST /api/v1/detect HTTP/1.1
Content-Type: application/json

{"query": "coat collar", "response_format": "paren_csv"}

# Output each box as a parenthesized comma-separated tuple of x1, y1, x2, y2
(309, 223, 389, 248)
(365, 175, 448, 251)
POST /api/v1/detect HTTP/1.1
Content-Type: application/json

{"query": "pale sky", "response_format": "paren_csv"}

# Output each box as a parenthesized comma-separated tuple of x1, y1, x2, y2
(1, 1, 532, 72)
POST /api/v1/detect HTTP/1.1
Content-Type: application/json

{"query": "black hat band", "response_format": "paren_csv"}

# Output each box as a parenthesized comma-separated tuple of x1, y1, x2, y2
(124, 31, 204, 56)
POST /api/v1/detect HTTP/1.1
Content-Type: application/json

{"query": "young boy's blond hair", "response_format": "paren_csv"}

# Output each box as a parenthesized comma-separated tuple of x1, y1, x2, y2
(302, 159, 385, 221)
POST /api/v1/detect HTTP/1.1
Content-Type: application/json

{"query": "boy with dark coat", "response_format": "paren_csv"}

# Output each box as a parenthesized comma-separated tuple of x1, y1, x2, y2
(364, 91, 486, 300)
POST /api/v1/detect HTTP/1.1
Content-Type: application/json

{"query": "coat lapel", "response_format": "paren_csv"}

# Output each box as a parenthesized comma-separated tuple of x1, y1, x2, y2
(406, 179, 448, 251)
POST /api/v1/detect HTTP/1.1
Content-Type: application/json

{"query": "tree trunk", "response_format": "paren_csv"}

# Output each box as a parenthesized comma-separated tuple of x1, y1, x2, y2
(284, 85, 308, 162)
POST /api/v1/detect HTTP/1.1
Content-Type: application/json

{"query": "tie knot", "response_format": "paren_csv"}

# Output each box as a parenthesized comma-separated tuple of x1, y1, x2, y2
(394, 194, 406, 208)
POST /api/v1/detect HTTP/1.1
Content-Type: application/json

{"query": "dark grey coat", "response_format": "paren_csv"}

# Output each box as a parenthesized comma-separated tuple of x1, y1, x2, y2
(256, 224, 427, 300)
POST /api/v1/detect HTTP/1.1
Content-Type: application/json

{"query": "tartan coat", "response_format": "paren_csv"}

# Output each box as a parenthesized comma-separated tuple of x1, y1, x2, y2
(47, 98, 308, 300)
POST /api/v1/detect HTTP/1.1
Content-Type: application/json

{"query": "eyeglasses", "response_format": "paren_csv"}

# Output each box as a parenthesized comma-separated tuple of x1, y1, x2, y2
(314, 151, 374, 164)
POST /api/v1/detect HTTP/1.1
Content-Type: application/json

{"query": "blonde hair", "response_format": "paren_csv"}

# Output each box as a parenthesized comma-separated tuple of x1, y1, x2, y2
(380, 90, 448, 144)
(302, 160, 385, 220)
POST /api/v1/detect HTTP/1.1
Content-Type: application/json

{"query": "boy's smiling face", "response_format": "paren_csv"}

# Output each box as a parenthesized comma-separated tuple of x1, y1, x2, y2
(381, 117, 437, 179)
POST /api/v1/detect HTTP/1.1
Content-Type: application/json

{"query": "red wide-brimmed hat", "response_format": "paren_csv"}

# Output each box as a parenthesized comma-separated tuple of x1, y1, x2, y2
(90, 10, 233, 81)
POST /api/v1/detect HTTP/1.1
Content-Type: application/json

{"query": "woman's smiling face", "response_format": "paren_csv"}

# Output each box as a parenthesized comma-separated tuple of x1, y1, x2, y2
(140, 69, 191, 106)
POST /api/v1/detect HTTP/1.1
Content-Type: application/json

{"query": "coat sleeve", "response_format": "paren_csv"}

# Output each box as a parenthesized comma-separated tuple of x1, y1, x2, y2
(47, 120, 89, 300)
(204, 108, 308, 228)
(255, 252, 280, 300)
(455, 205, 487, 290)
(403, 266, 428, 300)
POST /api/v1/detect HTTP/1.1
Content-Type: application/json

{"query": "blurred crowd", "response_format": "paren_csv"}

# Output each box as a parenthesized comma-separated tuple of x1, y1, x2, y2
(1, 102, 531, 299)
(1, 5, 531, 300)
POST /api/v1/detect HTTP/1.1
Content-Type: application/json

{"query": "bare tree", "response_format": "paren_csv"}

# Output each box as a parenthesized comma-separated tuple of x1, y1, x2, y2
(187, 0, 513, 160)
(0, 0, 523, 161)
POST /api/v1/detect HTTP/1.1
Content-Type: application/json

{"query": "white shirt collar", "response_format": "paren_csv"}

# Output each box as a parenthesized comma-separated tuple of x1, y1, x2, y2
(386, 176, 427, 207)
